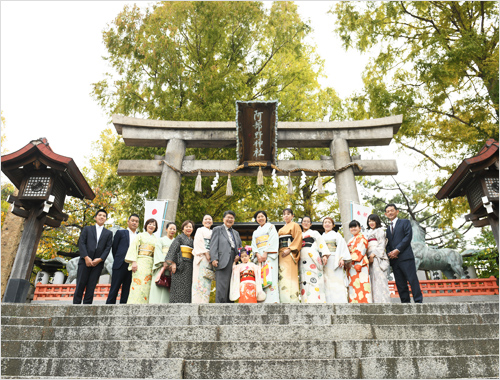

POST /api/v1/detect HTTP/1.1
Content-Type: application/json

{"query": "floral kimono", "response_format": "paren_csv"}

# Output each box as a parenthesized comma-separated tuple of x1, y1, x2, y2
(366, 227, 391, 303)
(149, 236, 173, 304)
(299, 229, 330, 303)
(322, 230, 351, 303)
(229, 262, 265, 303)
(125, 232, 157, 304)
(277, 222, 302, 303)
(251, 222, 279, 303)
(347, 232, 372, 304)
(192, 226, 213, 303)
(166, 233, 194, 303)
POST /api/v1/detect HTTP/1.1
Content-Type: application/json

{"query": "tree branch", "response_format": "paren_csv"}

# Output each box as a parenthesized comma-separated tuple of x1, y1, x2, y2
(400, 142, 443, 169)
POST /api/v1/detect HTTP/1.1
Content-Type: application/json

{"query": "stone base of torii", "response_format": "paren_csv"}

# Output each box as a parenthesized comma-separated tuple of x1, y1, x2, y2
(112, 114, 402, 240)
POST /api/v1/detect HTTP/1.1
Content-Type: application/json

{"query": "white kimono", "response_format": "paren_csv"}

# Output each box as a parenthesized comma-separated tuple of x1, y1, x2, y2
(322, 230, 351, 303)
(251, 222, 279, 303)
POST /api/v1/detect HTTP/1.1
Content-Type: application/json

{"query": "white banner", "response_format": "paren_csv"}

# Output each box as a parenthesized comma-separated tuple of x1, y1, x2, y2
(144, 200, 169, 238)
(350, 202, 372, 231)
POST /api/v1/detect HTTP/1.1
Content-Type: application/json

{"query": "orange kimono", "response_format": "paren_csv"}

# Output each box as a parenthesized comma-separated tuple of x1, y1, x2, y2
(229, 262, 265, 303)
(347, 233, 372, 304)
(277, 222, 302, 303)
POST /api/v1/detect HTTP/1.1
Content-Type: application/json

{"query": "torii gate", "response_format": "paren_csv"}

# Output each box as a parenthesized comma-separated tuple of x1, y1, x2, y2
(113, 105, 401, 240)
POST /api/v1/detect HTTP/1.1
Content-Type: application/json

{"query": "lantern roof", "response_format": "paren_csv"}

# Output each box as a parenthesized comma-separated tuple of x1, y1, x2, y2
(436, 139, 499, 200)
(1, 138, 95, 200)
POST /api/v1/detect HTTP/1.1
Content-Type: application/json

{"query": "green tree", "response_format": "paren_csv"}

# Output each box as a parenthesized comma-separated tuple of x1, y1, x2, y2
(463, 229, 499, 278)
(37, 129, 124, 260)
(332, 1, 498, 161)
(331, 1, 499, 229)
(361, 177, 472, 251)
(92, 1, 342, 225)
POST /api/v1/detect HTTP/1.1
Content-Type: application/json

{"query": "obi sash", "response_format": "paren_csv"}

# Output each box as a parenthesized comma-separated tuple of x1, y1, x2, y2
(181, 245, 194, 259)
(204, 238, 211, 250)
(325, 240, 337, 253)
(279, 235, 292, 249)
(138, 244, 155, 257)
(302, 236, 314, 248)
(241, 269, 255, 282)
(368, 238, 377, 242)
(162, 245, 170, 254)
(256, 234, 269, 249)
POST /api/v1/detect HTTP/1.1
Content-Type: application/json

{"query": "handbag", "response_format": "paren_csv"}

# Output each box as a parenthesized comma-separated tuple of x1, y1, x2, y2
(156, 273, 171, 288)
(202, 264, 216, 281)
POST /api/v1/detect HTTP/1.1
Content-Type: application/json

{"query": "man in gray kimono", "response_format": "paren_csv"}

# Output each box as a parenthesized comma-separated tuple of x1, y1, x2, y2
(210, 210, 242, 303)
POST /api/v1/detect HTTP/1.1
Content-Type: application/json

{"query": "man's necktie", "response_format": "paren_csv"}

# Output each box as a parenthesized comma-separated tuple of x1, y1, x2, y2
(229, 228, 236, 248)
(390, 222, 394, 234)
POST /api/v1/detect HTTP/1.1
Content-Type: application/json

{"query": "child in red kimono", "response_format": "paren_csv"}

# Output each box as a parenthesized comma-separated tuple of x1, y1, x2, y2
(229, 248, 265, 303)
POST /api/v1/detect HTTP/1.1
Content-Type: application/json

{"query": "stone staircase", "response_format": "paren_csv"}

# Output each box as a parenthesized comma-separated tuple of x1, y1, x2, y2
(1, 302, 498, 379)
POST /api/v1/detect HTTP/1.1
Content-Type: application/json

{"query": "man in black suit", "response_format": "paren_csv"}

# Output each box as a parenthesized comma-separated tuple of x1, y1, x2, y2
(211, 210, 242, 303)
(385, 203, 423, 303)
(106, 214, 140, 304)
(73, 209, 113, 304)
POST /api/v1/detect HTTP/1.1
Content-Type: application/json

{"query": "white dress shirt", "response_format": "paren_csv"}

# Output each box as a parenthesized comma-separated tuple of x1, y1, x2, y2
(96, 224, 104, 247)
(127, 228, 137, 245)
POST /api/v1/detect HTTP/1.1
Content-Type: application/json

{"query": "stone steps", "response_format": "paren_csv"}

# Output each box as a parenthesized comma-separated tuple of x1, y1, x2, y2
(1, 302, 498, 379)
(2, 312, 497, 326)
(2, 323, 497, 341)
(1, 356, 498, 379)
(2, 339, 497, 359)
(2, 301, 498, 316)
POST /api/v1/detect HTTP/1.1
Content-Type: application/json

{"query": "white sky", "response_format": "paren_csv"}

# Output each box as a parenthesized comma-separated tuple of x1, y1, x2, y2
(1, 1, 479, 244)
(1, 1, 370, 163)
(1, 1, 429, 186)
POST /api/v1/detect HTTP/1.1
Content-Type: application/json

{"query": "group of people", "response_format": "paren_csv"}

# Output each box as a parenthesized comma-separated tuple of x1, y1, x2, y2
(73, 204, 423, 305)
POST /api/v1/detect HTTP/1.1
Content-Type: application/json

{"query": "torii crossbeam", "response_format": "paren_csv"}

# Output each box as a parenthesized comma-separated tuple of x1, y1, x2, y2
(113, 113, 402, 239)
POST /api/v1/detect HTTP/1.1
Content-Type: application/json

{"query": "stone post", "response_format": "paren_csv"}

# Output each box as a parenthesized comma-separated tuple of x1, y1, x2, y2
(3, 206, 46, 302)
(1, 200, 25, 300)
(330, 138, 360, 241)
(158, 138, 186, 235)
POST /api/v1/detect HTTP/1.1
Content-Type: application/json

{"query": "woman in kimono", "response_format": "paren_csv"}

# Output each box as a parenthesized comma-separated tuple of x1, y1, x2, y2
(277, 208, 302, 303)
(366, 214, 391, 303)
(125, 218, 158, 304)
(322, 217, 351, 303)
(299, 216, 331, 303)
(230, 248, 265, 303)
(347, 220, 372, 304)
(149, 222, 176, 304)
(191, 214, 213, 303)
(251, 210, 279, 303)
(165, 220, 195, 303)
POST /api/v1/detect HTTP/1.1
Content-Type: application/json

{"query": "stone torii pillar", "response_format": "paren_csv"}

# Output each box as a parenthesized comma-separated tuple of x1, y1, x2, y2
(157, 138, 186, 223)
(331, 138, 360, 238)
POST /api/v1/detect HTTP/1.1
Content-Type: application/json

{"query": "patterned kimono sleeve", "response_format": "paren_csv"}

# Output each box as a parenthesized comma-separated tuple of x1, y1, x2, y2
(229, 264, 241, 301)
(349, 235, 368, 264)
(253, 262, 266, 302)
(251, 230, 260, 264)
(267, 224, 279, 253)
(124, 233, 141, 264)
(356, 236, 369, 267)
(166, 236, 181, 265)
(152, 237, 167, 270)
(337, 234, 351, 262)
(314, 230, 331, 257)
(193, 229, 207, 257)
(288, 223, 303, 253)
(374, 228, 387, 258)
(193, 229, 207, 266)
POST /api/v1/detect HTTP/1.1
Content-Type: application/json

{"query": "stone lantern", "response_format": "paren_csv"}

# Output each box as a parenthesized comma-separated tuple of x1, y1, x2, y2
(436, 139, 499, 247)
(1, 138, 94, 302)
